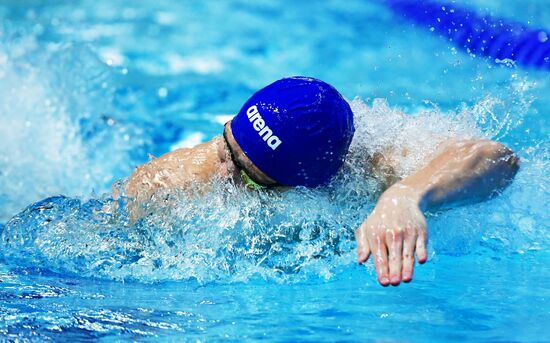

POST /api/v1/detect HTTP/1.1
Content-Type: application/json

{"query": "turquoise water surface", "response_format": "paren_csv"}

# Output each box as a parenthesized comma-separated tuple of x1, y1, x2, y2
(0, 0, 548, 341)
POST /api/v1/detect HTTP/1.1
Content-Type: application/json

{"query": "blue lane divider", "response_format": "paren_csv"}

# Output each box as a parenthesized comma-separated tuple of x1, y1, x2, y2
(384, 0, 550, 71)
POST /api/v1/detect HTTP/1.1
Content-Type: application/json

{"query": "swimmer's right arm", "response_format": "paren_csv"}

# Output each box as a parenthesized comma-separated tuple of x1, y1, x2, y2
(112, 149, 188, 221)
(356, 140, 519, 286)
(398, 140, 520, 209)
(112, 137, 228, 221)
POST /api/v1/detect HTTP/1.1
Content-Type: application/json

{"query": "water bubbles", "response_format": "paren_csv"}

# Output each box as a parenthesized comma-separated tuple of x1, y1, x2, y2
(495, 58, 516, 68)
(157, 87, 168, 98)
(537, 31, 548, 43)
(99, 48, 125, 67)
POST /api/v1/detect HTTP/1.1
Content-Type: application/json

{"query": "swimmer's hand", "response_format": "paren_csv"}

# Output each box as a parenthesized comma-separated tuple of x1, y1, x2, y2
(356, 140, 519, 286)
(355, 185, 427, 286)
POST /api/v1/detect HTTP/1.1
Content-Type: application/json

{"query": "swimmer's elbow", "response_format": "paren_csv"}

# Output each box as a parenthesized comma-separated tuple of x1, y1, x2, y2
(471, 140, 520, 192)
(480, 140, 519, 175)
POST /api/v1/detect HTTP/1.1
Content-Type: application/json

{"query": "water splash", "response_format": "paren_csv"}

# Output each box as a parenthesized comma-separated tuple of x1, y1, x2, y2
(0, 183, 366, 283)
(0, 29, 151, 221)
(1, 93, 546, 283)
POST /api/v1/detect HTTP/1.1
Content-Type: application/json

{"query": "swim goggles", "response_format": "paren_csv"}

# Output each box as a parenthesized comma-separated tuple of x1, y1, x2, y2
(223, 128, 276, 190)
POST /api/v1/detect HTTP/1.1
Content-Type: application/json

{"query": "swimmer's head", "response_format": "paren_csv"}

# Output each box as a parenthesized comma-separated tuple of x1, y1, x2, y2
(226, 76, 355, 187)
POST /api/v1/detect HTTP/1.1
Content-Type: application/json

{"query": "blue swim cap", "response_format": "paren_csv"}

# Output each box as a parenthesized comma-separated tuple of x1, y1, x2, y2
(230, 76, 355, 187)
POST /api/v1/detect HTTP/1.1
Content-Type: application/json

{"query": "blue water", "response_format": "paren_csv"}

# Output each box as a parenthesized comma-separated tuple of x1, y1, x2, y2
(0, 0, 549, 341)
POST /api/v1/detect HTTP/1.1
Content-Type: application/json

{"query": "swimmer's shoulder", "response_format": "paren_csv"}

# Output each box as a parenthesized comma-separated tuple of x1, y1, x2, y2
(150, 136, 223, 166)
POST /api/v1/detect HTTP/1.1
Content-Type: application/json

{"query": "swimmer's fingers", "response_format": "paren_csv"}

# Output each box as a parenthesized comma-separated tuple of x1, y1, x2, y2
(402, 228, 417, 283)
(371, 231, 390, 286)
(387, 229, 403, 286)
(354, 222, 371, 264)
(415, 227, 428, 264)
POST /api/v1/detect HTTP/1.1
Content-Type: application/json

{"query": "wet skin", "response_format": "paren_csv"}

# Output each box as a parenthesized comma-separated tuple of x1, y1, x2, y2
(355, 140, 519, 286)
(121, 122, 519, 286)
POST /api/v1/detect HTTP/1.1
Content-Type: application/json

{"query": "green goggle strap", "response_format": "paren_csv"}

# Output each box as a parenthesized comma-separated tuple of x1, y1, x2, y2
(240, 169, 267, 190)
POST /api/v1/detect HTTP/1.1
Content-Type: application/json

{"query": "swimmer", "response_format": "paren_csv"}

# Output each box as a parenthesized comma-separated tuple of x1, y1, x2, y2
(118, 76, 519, 286)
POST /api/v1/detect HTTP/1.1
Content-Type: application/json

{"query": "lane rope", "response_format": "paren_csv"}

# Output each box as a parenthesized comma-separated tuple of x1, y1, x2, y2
(385, 0, 550, 70)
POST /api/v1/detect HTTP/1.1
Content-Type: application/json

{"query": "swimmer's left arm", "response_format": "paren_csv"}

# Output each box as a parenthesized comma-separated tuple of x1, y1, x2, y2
(355, 140, 519, 286)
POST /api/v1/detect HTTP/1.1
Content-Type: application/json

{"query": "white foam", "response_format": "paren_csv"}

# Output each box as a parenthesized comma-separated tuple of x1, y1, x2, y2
(0, 38, 149, 221)
(348, 97, 479, 178)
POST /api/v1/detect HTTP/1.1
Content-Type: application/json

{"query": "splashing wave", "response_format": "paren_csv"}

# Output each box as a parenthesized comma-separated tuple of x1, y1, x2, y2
(1, 93, 546, 283)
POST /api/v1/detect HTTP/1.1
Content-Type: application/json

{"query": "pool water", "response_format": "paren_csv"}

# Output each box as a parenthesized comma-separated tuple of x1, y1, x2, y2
(0, 0, 549, 341)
